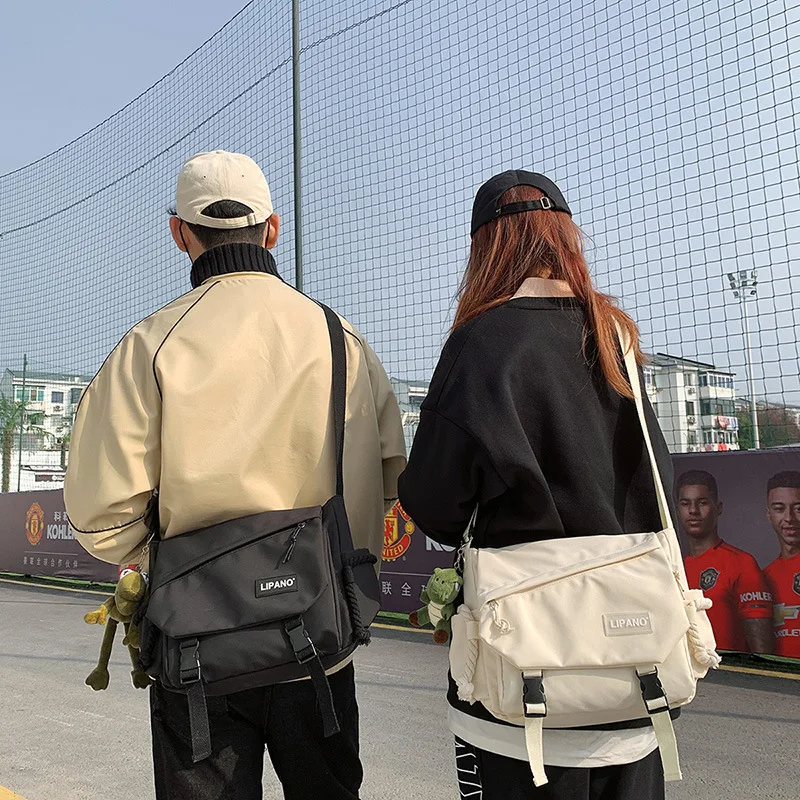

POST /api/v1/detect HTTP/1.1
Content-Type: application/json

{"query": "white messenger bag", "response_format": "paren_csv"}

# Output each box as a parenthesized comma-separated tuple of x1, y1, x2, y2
(449, 327, 721, 787)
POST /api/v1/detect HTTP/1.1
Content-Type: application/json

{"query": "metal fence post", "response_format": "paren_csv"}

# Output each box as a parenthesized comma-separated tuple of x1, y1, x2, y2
(16, 354, 27, 492)
(292, 0, 303, 292)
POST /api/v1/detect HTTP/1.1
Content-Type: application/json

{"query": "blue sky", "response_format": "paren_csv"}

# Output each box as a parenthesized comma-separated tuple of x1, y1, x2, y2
(1, 0, 799, 409)
(0, 1, 245, 175)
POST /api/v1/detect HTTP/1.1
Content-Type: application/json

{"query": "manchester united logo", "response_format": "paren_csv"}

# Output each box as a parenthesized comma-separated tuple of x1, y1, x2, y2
(382, 502, 415, 562)
(25, 503, 45, 546)
(793, 573, 800, 597)
(700, 567, 720, 592)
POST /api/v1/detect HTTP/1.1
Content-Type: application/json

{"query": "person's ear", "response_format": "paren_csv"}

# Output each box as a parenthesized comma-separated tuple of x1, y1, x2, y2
(717, 501, 723, 517)
(169, 216, 187, 252)
(264, 214, 280, 249)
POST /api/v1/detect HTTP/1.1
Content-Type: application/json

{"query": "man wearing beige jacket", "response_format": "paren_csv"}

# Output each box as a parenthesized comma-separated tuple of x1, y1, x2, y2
(65, 150, 406, 800)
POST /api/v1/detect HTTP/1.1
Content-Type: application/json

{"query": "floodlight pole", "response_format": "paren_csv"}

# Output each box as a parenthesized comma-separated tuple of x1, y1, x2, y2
(727, 270, 760, 449)
(292, 0, 303, 292)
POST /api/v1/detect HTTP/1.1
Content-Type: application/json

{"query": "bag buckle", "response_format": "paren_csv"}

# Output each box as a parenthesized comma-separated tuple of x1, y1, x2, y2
(284, 618, 317, 665)
(636, 666, 670, 714)
(522, 671, 547, 718)
(179, 639, 201, 685)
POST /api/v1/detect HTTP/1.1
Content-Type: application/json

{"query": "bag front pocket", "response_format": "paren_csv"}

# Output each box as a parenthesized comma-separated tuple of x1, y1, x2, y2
(477, 541, 690, 671)
(147, 517, 333, 639)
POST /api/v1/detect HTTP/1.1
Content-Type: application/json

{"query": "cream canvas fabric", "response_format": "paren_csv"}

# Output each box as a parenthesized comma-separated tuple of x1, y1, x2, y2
(448, 324, 720, 787)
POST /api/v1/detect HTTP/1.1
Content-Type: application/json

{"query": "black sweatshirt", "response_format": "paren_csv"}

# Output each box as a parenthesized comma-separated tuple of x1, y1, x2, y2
(399, 296, 673, 550)
(398, 295, 676, 731)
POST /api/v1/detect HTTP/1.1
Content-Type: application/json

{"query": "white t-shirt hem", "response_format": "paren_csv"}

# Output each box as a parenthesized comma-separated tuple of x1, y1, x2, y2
(448, 707, 659, 768)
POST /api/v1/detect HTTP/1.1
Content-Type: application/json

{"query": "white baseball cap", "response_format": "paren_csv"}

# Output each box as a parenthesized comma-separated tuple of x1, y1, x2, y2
(175, 150, 273, 229)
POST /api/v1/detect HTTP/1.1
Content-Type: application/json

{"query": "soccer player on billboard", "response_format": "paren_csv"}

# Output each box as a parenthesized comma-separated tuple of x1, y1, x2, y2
(763, 471, 800, 659)
(677, 470, 774, 653)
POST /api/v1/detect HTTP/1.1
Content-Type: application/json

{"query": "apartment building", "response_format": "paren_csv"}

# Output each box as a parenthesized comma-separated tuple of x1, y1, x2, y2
(644, 355, 738, 452)
(0, 369, 93, 489)
(390, 378, 428, 453)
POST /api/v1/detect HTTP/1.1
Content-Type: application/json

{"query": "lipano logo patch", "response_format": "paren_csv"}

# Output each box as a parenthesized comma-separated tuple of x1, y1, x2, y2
(256, 574, 299, 598)
(603, 612, 654, 636)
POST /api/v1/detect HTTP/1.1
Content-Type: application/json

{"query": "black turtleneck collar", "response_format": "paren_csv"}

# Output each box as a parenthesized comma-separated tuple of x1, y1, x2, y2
(190, 243, 282, 289)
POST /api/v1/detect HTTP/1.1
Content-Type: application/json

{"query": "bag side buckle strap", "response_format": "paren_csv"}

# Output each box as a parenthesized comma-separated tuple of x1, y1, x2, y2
(179, 639, 201, 685)
(522, 670, 547, 718)
(177, 639, 211, 763)
(636, 666, 669, 715)
(522, 670, 549, 788)
(284, 617, 317, 665)
(637, 666, 683, 782)
(284, 616, 341, 738)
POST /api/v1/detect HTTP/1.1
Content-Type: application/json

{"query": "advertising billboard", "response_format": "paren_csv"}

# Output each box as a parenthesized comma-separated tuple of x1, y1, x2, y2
(0, 490, 116, 582)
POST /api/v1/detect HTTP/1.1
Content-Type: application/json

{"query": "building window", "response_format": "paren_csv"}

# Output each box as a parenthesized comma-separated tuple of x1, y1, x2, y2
(701, 400, 711, 416)
(702, 431, 713, 444)
(70, 388, 83, 405)
(717, 400, 735, 416)
(700, 375, 708, 387)
(15, 386, 45, 403)
(687, 432, 697, 445)
(685, 401, 695, 417)
(644, 369, 653, 387)
(52, 391, 64, 404)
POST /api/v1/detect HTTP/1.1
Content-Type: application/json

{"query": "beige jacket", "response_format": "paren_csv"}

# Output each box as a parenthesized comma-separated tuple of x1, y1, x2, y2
(65, 255, 406, 569)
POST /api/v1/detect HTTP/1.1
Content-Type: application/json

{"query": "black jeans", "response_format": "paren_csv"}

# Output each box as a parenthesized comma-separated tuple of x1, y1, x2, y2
(150, 662, 362, 800)
(455, 738, 665, 800)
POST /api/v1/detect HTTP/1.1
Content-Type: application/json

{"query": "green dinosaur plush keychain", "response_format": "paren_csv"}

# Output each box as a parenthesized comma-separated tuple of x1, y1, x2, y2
(408, 567, 463, 644)
(84, 569, 151, 690)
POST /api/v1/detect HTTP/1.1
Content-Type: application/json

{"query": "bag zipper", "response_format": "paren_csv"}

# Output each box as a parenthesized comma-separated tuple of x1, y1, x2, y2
(153, 517, 316, 588)
(479, 540, 662, 606)
(282, 522, 307, 563)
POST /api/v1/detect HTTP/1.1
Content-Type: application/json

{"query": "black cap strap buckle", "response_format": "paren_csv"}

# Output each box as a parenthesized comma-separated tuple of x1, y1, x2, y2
(493, 198, 554, 220)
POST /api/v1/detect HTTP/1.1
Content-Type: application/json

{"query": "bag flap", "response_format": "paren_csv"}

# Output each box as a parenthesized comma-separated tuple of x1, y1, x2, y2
(476, 541, 690, 670)
(150, 505, 321, 588)
(467, 533, 661, 607)
(146, 513, 331, 638)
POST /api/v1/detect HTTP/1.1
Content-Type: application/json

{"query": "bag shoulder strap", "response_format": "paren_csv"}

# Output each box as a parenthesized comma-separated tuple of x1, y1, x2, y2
(320, 304, 347, 498)
(615, 323, 674, 531)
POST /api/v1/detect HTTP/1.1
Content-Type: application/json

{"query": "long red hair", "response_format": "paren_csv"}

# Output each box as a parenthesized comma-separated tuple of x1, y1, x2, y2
(454, 185, 644, 399)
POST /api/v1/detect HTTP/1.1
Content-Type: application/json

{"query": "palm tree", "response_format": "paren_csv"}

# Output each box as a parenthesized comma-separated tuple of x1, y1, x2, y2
(0, 393, 23, 493)
(0, 392, 52, 492)
(59, 428, 72, 471)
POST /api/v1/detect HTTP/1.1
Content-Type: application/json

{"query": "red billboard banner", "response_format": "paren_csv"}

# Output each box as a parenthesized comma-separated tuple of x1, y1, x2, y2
(0, 490, 116, 582)
(672, 449, 800, 660)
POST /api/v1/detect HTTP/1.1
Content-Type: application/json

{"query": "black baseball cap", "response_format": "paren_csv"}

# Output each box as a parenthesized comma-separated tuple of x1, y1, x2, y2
(470, 170, 572, 237)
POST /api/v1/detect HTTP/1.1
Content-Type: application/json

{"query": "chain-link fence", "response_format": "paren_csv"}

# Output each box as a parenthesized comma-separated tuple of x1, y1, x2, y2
(2, 0, 800, 492)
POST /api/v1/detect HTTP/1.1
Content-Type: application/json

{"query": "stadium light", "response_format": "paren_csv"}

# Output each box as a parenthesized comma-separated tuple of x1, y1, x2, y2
(726, 269, 760, 449)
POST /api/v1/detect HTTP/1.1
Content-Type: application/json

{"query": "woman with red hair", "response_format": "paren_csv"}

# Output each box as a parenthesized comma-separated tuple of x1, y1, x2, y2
(399, 171, 673, 799)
